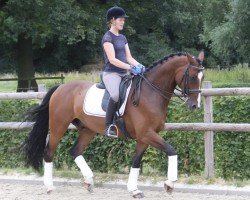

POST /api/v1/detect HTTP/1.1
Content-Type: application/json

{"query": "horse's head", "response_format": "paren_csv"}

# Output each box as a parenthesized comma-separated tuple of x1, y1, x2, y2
(175, 51, 204, 110)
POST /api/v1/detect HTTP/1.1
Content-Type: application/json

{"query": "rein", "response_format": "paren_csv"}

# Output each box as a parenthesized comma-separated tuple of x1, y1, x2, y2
(131, 64, 204, 106)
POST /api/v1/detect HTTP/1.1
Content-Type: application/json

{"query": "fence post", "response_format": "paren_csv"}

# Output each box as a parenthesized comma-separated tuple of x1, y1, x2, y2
(38, 84, 47, 92)
(203, 81, 214, 178)
(61, 73, 64, 84)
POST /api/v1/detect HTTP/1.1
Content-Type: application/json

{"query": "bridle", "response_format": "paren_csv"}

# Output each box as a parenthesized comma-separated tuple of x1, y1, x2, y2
(132, 61, 204, 106)
(175, 64, 204, 98)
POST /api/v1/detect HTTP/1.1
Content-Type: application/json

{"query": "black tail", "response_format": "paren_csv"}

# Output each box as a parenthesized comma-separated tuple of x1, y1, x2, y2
(24, 85, 59, 171)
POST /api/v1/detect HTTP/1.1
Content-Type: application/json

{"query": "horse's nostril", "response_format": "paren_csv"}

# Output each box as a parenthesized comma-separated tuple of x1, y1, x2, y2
(192, 104, 197, 109)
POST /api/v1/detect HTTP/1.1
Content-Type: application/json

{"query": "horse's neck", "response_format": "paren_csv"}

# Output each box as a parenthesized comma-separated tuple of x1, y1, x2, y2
(143, 56, 188, 113)
(147, 57, 187, 95)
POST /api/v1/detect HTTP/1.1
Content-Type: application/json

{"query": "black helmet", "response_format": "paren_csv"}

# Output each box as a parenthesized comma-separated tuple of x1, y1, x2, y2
(106, 6, 129, 22)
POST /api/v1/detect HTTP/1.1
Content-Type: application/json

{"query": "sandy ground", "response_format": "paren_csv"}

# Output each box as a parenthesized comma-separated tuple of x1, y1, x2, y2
(0, 182, 249, 200)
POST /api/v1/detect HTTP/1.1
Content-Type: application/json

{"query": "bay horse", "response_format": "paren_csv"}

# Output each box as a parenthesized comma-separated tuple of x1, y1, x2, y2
(24, 51, 204, 198)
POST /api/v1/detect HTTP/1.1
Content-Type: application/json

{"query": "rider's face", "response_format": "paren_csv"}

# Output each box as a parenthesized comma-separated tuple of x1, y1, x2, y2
(112, 17, 125, 31)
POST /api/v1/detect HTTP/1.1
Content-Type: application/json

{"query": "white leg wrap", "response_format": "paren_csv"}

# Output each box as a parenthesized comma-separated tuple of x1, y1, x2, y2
(75, 155, 94, 185)
(167, 155, 178, 181)
(127, 168, 140, 192)
(44, 162, 53, 187)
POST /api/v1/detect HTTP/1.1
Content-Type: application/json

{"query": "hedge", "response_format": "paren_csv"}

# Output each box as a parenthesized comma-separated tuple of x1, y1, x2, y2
(0, 96, 249, 179)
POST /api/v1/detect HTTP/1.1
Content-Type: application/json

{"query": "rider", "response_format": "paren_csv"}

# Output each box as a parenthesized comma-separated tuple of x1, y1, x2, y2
(102, 6, 145, 138)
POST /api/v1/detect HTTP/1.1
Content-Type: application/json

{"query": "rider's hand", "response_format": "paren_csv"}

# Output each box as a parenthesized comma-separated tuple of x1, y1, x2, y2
(130, 64, 145, 75)
(138, 64, 146, 73)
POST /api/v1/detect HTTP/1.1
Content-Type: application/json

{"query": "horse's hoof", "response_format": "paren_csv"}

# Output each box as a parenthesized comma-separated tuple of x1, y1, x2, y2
(46, 186, 55, 194)
(132, 190, 145, 199)
(164, 180, 174, 195)
(83, 182, 94, 194)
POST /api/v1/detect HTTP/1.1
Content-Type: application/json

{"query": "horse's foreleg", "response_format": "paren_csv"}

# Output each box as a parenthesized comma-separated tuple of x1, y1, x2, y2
(127, 141, 148, 198)
(164, 154, 177, 194)
(70, 128, 96, 192)
(142, 132, 177, 194)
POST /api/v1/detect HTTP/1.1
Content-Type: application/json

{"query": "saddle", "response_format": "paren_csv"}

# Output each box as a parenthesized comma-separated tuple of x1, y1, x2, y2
(96, 74, 132, 113)
(84, 74, 136, 139)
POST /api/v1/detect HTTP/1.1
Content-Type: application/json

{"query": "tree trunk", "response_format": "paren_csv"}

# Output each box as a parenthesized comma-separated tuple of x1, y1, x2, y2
(17, 33, 38, 92)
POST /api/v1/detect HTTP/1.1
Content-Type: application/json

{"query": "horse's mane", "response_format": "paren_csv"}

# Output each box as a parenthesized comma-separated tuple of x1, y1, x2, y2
(146, 52, 187, 72)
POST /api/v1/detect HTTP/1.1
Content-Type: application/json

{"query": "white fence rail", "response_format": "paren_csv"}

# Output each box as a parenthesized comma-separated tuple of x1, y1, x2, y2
(0, 81, 249, 178)
(0, 87, 249, 99)
(0, 122, 249, 132)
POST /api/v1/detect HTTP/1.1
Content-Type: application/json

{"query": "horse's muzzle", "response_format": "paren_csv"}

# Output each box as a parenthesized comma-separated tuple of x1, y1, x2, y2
(187, 99, 198, 111)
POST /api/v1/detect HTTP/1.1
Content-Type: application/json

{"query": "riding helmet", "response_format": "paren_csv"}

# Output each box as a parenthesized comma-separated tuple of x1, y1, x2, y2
(106, 6, 129, 22)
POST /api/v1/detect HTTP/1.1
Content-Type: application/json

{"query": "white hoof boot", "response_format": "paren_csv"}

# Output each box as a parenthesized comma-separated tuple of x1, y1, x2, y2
(164, 180, 174, 194)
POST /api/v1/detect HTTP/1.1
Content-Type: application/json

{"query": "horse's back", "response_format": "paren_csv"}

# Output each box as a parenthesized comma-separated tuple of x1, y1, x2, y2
(49, 80, 94, 117)
(54, 80, 93, 96)
(60, 80, 93, 89)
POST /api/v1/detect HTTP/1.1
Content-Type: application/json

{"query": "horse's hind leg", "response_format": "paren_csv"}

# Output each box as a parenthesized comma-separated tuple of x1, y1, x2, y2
(43, 122, 69, 193)
(69, 127, 96, 191)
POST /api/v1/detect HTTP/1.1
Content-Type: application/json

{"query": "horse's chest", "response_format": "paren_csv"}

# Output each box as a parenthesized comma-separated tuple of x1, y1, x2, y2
(156, 119, 166, 132)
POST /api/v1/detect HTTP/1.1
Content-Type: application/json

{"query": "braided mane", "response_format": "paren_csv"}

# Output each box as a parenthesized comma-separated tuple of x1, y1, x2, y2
(146, 52, 187, 72)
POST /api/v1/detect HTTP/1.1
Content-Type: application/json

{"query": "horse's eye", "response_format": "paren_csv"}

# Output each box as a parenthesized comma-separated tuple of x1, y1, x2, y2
(189, 76, 197, 82)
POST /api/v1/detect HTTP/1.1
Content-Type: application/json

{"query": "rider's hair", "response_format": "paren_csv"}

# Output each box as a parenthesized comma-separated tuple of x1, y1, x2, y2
(107, 20, 112, 29)
(107, 18, 114, 29)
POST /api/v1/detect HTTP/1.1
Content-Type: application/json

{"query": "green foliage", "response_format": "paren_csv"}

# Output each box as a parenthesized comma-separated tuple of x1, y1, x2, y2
(0, 0, 88, 45)
(0, 100, 38, 121)
(0, 100, 38, 168)
(213, 96, 250, 179)
(201, 0, 250, 65)
(122, 0, 204, 65)
(130, 33, 172, 66)
(0, 0, 103, 73)
(201, 0, 230, 45)
(0, 130, 27, 168)
(1, 0, 250, 72)
(0, 96, 249, 179)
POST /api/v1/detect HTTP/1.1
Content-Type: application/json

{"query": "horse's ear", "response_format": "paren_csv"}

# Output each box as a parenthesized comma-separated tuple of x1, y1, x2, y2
(198, 51, 204, 62)
(186, 53, 193, 62)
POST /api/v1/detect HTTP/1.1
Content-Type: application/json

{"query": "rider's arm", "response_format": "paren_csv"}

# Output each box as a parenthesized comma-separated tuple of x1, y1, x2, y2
(103, 42, 131, 70)
(125, 43, 140, 66)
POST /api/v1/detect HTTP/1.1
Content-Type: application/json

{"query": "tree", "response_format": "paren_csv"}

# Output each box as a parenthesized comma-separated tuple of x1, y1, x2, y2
(118, 0, 205, 65)
(1, 0, 248, 76)
(0, 0, 88, 91)
(201, 0, 250, 66)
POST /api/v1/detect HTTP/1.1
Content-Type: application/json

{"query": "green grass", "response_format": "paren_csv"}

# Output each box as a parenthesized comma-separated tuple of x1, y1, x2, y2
(0, 71, 101, 92)
(204, 64, 250, 87)
(0, 65, 249, 92)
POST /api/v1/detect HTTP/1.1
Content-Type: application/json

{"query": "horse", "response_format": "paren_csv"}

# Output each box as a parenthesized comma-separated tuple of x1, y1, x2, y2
(24, 51, 204, 198)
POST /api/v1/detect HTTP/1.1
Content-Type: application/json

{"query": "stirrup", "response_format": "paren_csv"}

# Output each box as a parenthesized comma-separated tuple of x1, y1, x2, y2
(105, 124, 118, 138)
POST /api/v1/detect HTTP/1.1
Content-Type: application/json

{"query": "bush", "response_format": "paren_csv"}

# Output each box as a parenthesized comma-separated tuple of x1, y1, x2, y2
(0, 96, 249, 179)
(0, 100, 38, 167)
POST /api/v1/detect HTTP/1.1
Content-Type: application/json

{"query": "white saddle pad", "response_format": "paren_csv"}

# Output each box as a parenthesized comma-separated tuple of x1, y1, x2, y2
(83, 84, 132, 117)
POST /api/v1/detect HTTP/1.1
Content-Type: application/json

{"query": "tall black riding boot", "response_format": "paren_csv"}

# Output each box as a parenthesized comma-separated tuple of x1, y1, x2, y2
(104, 98, 118, 138)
